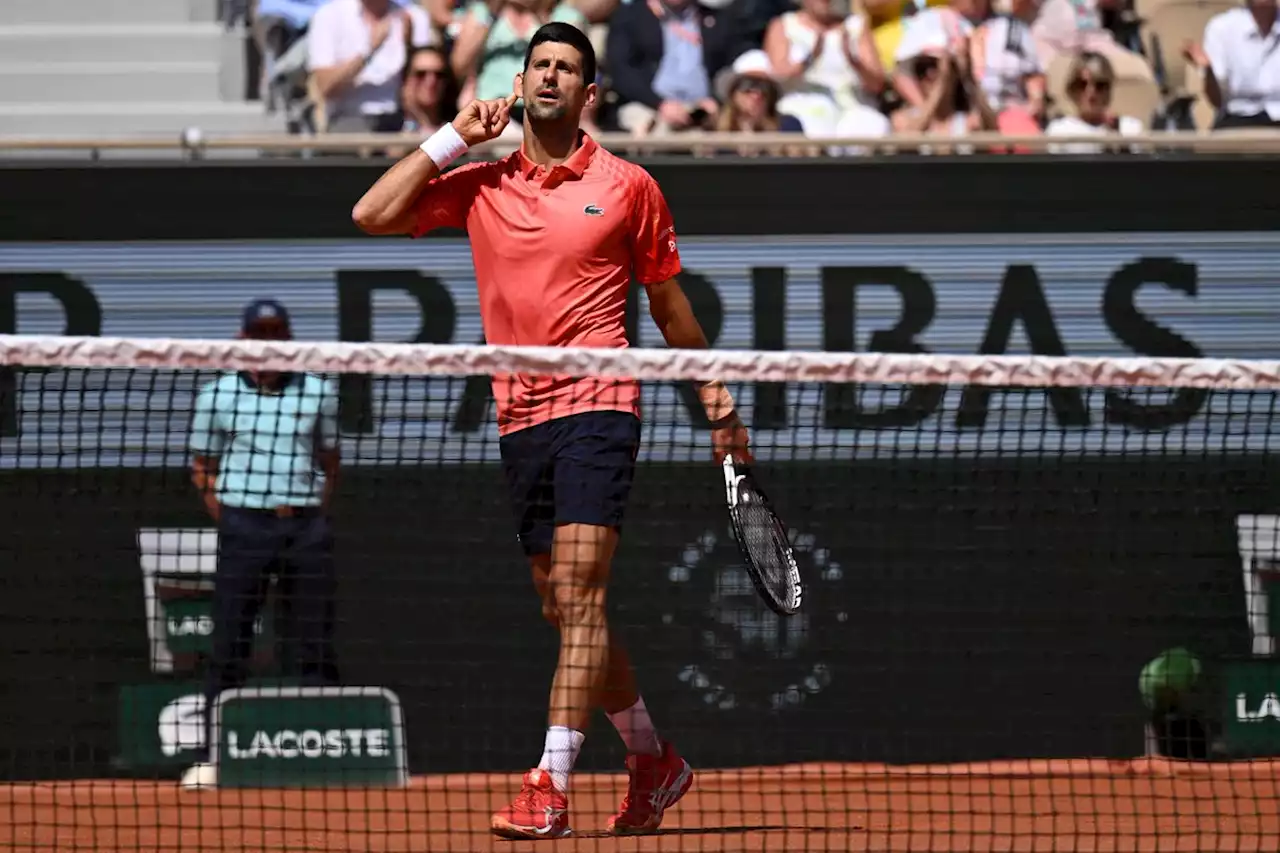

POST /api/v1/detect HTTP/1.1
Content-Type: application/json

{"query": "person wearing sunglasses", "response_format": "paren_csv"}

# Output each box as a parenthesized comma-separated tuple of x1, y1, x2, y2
(401, 46, 459, 134)
(1045, 50, 1142, 152)
(713, 50, 807, 154)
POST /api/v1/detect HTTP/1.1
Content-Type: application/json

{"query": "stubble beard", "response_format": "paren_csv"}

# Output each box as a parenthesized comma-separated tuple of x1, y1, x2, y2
(525, 99, 571, 124)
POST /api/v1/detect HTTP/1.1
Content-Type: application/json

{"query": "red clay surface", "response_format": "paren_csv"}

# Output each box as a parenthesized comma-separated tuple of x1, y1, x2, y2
(3, 759, 1279, 852)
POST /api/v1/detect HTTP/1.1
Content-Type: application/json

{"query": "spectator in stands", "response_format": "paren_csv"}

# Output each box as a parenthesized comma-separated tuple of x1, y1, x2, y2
(1045, 50, 1144, 151)
(451, 0, 589, 140)
(383, 45, 458, 155)
(401, 45, 459, 132)
(891, 39, 998, 145)
(607, 0, 752, 137)
(1184, 0, 1280, 129)
(969, 0, 1046, 133)
(865, 0, 951, 74)
(762, 0, 891, 138)
(1030, 0, 1152, 84)
(308, 0, 437, 132)
(713, 49, 808, 152)
(891, 1, 979, 112)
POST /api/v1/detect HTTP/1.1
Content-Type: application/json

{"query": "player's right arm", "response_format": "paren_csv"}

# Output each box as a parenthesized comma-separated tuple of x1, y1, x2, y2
(189, 381, 225, 522)
(351, 94, 519, 236)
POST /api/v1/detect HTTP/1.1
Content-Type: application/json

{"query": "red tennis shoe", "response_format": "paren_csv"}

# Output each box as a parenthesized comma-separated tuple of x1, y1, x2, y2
(490, 769, 572, 840)
(606, 740, 694, 835)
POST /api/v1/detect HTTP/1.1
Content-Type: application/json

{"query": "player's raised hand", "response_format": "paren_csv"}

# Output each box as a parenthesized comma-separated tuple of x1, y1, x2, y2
(452, 94, 520, 146)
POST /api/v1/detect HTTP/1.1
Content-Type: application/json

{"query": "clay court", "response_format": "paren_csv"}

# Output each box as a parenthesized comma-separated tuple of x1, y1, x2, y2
(3, 758, 1278, 852)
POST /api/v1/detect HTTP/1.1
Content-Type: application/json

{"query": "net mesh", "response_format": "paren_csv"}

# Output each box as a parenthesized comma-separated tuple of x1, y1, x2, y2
(3, 333, 1280, 852)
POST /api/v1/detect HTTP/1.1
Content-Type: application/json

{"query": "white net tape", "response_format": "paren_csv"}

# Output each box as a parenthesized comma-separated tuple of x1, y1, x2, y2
(4, 334, 1280, 390)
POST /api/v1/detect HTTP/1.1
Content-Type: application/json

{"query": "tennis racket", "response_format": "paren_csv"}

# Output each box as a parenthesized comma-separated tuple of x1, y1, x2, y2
(721, 455, 804, 616)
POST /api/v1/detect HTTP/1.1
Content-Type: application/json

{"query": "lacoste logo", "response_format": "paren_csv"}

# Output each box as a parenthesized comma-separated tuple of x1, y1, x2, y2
(158, 694, 206, 757)
(583, 204, 604, 216)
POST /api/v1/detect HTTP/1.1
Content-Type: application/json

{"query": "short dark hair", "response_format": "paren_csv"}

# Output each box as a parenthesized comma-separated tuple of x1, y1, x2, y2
(523, 22, 597, 86)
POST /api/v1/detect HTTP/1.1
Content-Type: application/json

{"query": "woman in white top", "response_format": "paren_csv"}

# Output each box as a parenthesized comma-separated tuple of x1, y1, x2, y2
(763, 0, 891, 138)
(1045, 50, 1143, 153)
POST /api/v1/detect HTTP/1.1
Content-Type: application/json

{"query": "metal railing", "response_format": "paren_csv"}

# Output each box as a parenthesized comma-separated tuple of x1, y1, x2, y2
(1, 130, 1279, 159)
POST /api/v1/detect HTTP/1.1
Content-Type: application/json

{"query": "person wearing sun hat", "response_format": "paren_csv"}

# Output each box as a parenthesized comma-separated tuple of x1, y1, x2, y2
(714, 50, 806, 133)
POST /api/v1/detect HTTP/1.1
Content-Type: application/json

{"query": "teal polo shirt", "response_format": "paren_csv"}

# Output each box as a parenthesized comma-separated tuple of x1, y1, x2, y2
(189, 372, 339, 509)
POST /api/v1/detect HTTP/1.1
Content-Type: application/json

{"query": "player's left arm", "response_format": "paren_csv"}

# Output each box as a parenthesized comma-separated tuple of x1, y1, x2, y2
(631, 175, 752, 464)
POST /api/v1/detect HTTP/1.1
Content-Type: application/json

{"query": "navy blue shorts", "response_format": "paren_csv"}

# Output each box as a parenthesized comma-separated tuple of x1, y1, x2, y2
(499, 411, 642, 556)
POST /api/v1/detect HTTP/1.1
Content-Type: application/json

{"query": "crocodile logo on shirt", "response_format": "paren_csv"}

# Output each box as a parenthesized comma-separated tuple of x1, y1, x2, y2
(583, 204, 605, 216)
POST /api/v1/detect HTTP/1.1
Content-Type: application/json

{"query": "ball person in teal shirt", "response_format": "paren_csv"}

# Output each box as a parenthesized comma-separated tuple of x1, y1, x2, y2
(180, 299, 341, 789)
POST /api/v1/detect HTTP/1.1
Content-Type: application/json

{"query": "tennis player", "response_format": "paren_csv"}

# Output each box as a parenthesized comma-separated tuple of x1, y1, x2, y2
(353, 21, 750, 840)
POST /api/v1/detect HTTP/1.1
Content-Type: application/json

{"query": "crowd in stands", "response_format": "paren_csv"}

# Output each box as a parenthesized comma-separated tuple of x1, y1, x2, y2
(233, 0, 1280, 147)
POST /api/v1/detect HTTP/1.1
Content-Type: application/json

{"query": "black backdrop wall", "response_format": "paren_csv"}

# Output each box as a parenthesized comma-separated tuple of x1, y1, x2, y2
(0, 155, 1276, 780)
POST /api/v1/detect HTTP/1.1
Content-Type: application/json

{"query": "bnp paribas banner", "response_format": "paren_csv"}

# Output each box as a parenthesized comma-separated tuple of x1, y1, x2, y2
(3, 233, 1280, 467)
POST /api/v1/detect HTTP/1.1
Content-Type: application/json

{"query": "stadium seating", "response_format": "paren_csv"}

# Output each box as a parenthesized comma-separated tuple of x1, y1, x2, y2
(0, 0, 284, 136)
(1139, 0, 1234, 127)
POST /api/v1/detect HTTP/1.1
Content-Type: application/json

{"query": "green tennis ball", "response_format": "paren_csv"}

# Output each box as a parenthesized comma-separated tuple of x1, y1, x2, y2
(1139, 647, 1202, 711)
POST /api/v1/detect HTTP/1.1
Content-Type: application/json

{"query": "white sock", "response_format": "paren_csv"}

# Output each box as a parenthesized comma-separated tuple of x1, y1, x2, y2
(607, 697, 662, 757)
(537, 726, 584, 793)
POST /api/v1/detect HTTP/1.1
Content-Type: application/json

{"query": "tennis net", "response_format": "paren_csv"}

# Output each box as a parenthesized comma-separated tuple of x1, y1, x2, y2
(2, 333, 1280, 852)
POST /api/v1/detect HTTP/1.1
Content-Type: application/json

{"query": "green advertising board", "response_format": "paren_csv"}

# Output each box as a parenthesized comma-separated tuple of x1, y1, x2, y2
(1220, 657, 1280, 756)
(114, 678, 302, 772)
(156, 581, 273, 662)
(212, 687, 408, 788)
(116, 681, 207, 771)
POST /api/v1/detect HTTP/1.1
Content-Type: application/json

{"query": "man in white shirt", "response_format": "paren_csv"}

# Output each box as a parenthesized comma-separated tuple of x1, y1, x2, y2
(1186, 0, 1280, 129)
(308, 0, 437, 132)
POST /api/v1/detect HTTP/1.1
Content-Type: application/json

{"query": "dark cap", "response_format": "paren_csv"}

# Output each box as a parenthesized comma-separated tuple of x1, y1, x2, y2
(241, 299, 292, 338)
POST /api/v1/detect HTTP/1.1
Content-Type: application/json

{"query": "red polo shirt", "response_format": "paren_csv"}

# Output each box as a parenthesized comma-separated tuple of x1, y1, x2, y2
(411, 133, 681, 435)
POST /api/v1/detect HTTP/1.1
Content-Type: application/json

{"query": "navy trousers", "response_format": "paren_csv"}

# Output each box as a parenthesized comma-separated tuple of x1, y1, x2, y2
(199, 506, 339, 759)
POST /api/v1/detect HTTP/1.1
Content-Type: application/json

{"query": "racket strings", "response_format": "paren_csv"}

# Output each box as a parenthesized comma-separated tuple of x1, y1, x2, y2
(735, 495, 793, 591)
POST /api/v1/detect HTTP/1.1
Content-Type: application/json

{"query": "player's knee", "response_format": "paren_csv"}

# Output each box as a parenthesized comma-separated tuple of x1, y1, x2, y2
(529, 557, 558, 626)
(540, 593, 560, 627)
(549, 572, 607, 627)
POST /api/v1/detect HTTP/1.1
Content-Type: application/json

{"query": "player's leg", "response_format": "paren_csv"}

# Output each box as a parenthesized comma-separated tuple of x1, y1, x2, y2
(542, 519, 618, 766)
(547, 411, 693, 834)
(598, 605, 694, 836)
(492, 423, 573, 839)
(529, 561, 658, 759)
(182, 508, 276, 788)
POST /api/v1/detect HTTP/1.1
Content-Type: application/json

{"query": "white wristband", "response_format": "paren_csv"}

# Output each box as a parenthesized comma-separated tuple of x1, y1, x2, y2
(419, 123, 469, 169)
